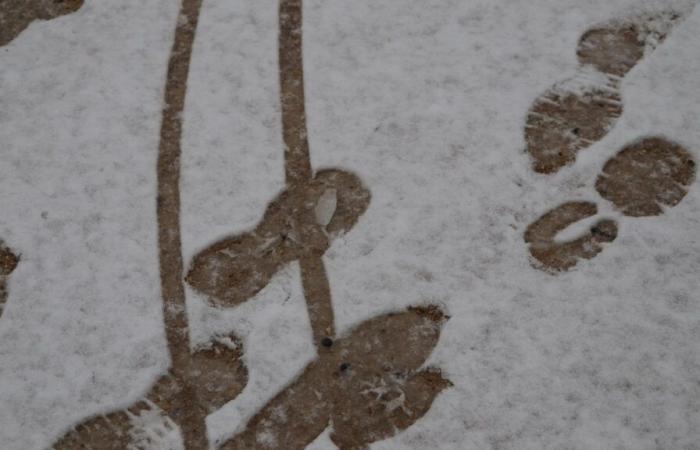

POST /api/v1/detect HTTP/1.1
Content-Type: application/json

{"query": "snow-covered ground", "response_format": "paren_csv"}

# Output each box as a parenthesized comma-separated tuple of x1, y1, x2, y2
(1, 0, 700, 448)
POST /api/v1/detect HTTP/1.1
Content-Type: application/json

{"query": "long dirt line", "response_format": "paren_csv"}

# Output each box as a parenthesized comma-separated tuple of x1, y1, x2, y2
(156, 0, 208, 448)
(279, 0, 337, 348)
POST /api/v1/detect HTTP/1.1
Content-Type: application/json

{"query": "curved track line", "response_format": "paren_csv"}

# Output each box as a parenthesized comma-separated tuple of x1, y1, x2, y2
(156, 0, 208, 448)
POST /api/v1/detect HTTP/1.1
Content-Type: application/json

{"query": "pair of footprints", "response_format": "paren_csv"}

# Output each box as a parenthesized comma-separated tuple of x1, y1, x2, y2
(524, 11, 697, 272)
(57, 171, 451, 449)
(54, 307, 449, 450)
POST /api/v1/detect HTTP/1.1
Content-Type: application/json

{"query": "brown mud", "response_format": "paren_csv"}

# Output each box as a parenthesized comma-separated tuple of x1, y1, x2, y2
(185, 170, 370, 308)
(596, 137, 696, 217)
(54, 335, 248, 449)
(53, 0, 245, 449)
(577, 13, 679, 77)
(52, 0, 448, 448)
(526, 138, 696, 272)
(525, 202, 618, 271)
(276, 0, 340, 348)
(525, 12, 682, 174)
(211, 1, 450, 448)
(524, 11, 695, 272)
(525, 87, 622, 174)
(0, 0, 84, 47)
(220, 307, 451, 450)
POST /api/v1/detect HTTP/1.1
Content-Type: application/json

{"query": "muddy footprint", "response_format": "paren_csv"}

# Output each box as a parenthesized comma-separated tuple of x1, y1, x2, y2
(595, 137, 696, 217)
(525, 201, 618, 271)
(219, 306, 451, 450)
(526, 137, 696, 271)
(185, 169, 370, 308)
(525, 10, 685, 174)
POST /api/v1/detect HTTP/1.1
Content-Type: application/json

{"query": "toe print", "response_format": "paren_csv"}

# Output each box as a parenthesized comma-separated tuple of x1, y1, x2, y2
(576, 25, 645, 77)
(525, 202, 618, 271)
(596, 137, 696, 217)
(525, 11, 685, 174)
(576, 10, 681, 77)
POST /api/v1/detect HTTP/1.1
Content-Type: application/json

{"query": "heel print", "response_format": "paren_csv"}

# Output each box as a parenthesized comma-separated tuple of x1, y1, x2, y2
(595, 137, 696, 217)
(525, 201, 618, 271)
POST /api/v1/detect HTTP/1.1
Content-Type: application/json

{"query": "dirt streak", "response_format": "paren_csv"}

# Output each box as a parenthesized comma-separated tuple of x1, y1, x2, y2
(279, 0, 336, 346)
(279, 0, 312, 186)
(156, 0, 208, 448)
(0, 243, 19, 318)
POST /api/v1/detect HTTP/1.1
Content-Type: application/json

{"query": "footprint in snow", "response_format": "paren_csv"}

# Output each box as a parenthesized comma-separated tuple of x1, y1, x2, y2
(523, 10, 697, 272)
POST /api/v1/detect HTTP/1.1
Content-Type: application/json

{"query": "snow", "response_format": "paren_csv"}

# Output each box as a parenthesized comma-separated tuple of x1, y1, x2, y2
(2, 0, 700, 449)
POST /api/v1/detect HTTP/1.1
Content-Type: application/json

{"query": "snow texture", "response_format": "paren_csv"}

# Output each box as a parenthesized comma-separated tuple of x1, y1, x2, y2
(1, 0, 700, 449)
